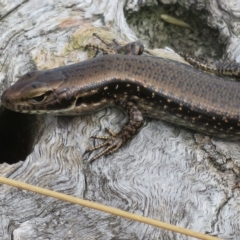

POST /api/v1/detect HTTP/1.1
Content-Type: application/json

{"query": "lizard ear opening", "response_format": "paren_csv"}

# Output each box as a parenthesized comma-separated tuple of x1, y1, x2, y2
(76, 97, 83, 106)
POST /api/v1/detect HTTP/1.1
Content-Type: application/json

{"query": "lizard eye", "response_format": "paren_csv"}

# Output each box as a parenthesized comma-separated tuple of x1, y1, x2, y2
(29, 91, 52, 104)
(29, 91, 52, 103)
(31, 94, 47, 103)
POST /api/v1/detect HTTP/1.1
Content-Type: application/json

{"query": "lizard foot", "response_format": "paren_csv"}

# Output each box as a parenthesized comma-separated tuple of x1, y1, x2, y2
(85, 102, 144, 163)
(85, 128, 124, 163)
(86, 33, 144, 56)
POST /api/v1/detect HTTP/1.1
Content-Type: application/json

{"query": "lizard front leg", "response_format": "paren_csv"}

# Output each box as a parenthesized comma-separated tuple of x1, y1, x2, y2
(86, 32, 144, 56)
(86, 101, 144, 163)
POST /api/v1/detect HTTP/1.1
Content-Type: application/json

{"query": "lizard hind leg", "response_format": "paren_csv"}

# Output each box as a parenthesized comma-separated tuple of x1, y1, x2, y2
(85, 102, 144, 163)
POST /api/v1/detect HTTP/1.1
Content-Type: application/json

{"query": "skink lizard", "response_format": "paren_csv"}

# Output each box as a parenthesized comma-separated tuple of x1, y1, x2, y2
(2, 41, 240, 162)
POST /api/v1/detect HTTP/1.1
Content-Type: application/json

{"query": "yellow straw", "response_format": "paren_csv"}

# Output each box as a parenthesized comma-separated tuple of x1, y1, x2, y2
(0, 176, 222, 240)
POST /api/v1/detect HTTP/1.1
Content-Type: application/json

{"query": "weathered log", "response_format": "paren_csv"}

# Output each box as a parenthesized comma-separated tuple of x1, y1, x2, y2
(1, 1, 240, 239)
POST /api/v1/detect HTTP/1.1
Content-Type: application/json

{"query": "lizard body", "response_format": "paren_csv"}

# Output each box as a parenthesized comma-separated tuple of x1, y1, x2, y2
(2, 53, 240, 161)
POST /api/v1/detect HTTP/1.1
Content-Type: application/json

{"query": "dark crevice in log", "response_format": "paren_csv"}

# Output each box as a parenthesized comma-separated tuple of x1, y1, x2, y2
(0, 106, 45, 164)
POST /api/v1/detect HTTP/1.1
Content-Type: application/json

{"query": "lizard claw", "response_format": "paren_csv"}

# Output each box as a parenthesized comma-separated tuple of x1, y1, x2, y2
(85, 128, 124, 163)
(84, 102, 144, 163)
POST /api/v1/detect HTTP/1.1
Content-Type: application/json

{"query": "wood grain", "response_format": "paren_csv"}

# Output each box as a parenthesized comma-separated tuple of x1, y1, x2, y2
(1, 0, 240, 239)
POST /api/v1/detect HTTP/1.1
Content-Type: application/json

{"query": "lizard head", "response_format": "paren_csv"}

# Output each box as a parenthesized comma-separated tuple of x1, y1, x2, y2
(1, 70, 76, 114)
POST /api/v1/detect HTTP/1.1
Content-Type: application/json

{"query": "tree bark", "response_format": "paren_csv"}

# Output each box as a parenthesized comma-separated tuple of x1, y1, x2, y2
(0, 1, 240, 239)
